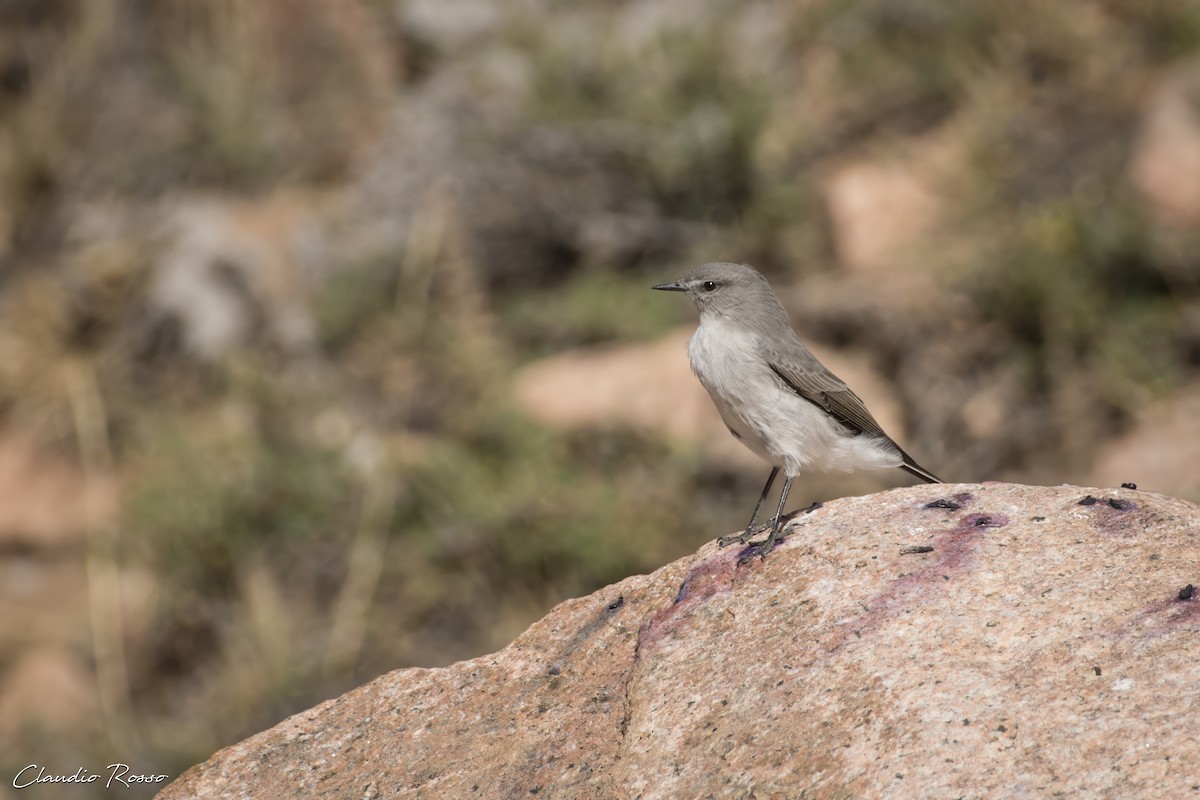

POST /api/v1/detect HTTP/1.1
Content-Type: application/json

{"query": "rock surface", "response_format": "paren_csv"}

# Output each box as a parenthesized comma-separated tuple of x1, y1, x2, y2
(158, 483, 1200, 799)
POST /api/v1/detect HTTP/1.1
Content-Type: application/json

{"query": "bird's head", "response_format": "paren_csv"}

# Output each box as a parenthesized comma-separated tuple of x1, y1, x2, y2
(652, 262, 787, 326)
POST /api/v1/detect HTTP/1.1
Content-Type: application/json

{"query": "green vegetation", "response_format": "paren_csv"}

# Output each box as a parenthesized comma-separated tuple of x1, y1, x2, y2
(526, 17, 769, 220)
(971, 197, 1184, 408)
(500, 267, 687, 356)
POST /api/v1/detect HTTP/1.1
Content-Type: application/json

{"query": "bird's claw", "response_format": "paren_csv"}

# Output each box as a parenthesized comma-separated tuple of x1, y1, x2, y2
(717, 522, 772, 549)
(732, 510, 815, 563)
(736, 531, 784, 564)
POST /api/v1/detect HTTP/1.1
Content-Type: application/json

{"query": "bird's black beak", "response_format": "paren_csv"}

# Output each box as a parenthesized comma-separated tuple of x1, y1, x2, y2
(651, 281, 686, 292)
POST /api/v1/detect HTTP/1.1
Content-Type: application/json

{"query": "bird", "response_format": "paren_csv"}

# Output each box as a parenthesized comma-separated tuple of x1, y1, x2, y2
(652, 262, 942, 561)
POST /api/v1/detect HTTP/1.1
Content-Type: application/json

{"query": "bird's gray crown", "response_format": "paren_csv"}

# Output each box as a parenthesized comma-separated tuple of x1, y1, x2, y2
(652, 262, 791, 329)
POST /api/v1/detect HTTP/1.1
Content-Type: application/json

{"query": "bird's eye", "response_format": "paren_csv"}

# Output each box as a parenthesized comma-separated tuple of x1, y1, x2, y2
(702, 281, 717, 292)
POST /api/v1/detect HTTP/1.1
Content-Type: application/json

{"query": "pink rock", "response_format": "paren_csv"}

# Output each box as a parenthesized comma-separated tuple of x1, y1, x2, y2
(822, 130, 958, 275)
(0, 433, 116, 549)
(0, 648, 99, 743)
(158, 483, 1200, 799)
(1131, 62, 1200, 226)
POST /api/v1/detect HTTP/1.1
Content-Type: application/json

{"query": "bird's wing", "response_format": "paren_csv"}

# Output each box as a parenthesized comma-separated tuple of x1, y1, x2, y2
(760, 336, 892, 441)
(761, 335, 944, 483)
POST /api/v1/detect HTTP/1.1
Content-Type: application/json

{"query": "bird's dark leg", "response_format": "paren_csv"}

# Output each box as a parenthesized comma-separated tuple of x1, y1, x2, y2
(738, 476, 795, 563)
(718, 467, 778, 548)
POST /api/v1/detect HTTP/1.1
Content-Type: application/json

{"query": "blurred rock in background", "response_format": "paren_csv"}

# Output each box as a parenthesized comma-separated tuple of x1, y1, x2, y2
(1, 0, 1198, 794)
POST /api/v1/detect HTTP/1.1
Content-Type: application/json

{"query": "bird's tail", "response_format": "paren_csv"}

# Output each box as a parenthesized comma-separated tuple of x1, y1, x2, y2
(900, 459, 943, 484)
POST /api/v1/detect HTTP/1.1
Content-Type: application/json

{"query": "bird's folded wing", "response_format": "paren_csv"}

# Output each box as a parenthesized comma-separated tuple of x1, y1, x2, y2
(761, 336, 943, 483)
(760, 339, 892, 441)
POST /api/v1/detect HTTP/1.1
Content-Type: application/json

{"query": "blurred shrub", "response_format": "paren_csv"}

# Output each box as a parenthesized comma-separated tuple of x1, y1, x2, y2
(499, 267, 685, 356)
(126, 406, 354, 598)
(149, 0, 390, 187)
(524, 12, 769, 222)
(971, 197, 1183, 409)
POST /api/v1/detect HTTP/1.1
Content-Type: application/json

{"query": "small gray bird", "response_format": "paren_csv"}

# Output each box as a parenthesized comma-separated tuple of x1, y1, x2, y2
(653, 262, 942, 561)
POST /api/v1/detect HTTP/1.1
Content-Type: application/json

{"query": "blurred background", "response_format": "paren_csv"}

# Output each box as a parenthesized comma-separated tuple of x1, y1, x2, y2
(2, 0, 1200, 795)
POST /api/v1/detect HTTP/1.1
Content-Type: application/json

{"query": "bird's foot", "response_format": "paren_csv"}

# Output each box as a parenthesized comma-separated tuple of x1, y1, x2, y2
(733, 503, 820, 563)
(717, 522, 773, 549)
(736, 528, 787, 564)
